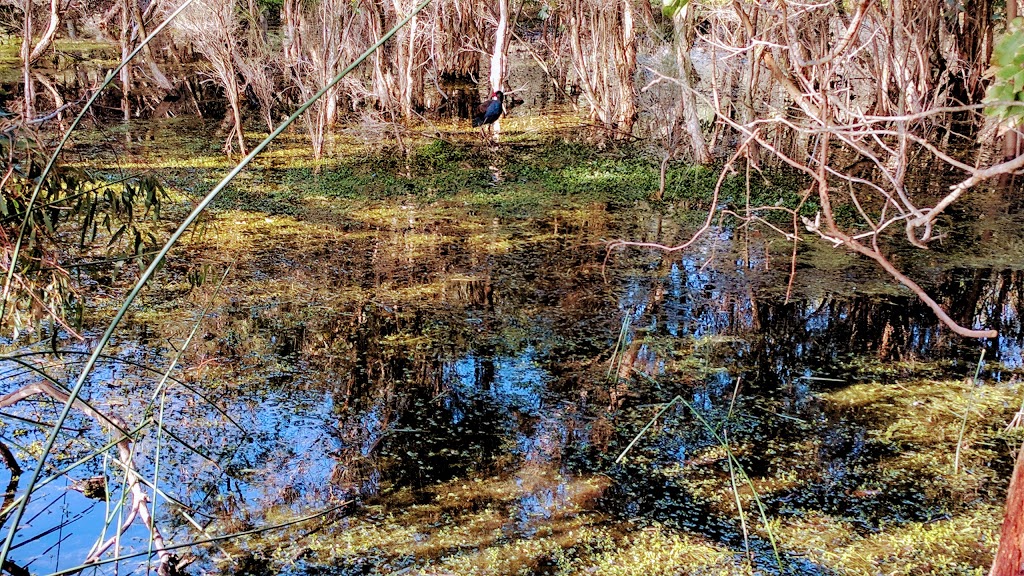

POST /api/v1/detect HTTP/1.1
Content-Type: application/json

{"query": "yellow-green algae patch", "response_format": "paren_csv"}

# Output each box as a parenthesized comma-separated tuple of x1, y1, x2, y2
(776, 506, 1000, 575)
(290, 471, 741, 576)
(823, 377, 1023, 450)
(48, 119, 1024, 576)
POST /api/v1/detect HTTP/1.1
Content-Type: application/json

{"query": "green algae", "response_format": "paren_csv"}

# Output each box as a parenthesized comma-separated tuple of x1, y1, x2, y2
(206, 363, 1015, 575)
(7, 116, 1022, 576)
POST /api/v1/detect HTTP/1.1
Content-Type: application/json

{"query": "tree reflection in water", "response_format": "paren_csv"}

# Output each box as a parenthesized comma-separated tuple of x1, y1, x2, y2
(0, 205, 1020, 574)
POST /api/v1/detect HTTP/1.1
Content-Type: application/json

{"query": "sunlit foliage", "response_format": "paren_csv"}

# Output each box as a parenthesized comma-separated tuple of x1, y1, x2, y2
(0, 128, 165, 338)
(986, 17, 1024, 123)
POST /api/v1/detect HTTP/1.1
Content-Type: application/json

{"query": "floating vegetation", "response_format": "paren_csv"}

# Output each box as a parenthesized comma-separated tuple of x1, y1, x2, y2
(1, 121, 1021, 575)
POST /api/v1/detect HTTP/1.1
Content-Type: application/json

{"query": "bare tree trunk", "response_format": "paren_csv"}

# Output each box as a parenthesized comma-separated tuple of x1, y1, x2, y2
(226, 78, 246, 155)
(487, 0, 509, 139)
(565, 0, 636, 136)
(390, 0, 422, 118)
(1004, 0, 1020, 164)
(282, 0, 301, 62)
(490, 0, 509, 92)
(615, 0, 636, 135)
(567, 5, 599, 122)
(366, 0, 395, 110)
(673, 4, 711, 162)
(120, 0, 132, 120)
(435, 0, 480, 81)
(129, 0, 175, 91)
(28, 0, 60, 62)
(958, 0, 992, 101)
(20, 0, 34, 120)
(567, 1, 611, 126)
(991, 443, 1024, 576)
(405, 8, 418, 117)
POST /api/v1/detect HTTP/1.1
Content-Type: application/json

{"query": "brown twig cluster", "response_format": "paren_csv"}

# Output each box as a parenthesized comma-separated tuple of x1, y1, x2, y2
(614, 0, 1022, 339)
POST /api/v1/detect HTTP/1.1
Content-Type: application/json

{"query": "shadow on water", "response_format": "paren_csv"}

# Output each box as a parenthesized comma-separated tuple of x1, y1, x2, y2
(1, 195, 1022, 574)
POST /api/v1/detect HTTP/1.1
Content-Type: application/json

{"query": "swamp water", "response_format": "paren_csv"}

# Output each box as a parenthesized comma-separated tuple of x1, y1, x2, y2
(1, 126, 1023, 576)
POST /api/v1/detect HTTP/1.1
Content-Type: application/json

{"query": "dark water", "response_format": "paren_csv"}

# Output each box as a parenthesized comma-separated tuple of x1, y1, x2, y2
(0, 201, 1022, 575)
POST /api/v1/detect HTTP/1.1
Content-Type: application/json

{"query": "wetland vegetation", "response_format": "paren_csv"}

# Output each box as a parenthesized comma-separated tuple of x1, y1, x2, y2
(2, 0, 1024, 574)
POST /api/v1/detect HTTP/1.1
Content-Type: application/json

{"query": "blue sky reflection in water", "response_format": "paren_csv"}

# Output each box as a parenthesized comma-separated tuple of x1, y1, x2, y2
(0, 210, 1022, 574)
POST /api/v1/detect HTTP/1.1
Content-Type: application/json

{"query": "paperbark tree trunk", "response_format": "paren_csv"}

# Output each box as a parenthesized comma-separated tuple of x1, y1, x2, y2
(1003, 0, 1020, 164)
(20, 1, 34, 119)
(120, 0, 132, 120)
(28, 0, 61, 62)
(672, 4, 710, 163)
(390, 0, 423, 117)
(489, 0, 509, 92)
(128, 0, 174, 91)
(615, 0, 636, 136)
(991, 443, 1024, 576)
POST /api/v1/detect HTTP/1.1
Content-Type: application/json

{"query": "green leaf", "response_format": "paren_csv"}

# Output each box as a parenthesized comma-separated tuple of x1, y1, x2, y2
(662, 0, 689, 18)
(42, 209, 54, 234)
(985, 18, 1024, 123)
(1014, 69, 1024, 93)
(108, 224, 127, 247)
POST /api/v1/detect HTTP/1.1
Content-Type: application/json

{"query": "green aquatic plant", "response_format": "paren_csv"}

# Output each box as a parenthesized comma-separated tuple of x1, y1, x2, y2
(954, 350, 986, 474)
(614, 387, 783, 571)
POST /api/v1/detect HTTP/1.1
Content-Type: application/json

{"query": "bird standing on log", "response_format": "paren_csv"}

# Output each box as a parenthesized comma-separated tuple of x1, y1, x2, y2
(473, 91, 504, 139)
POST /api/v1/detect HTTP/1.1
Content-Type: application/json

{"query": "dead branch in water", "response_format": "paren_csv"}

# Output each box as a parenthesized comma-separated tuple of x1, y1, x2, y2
(0, 381, 174, 576)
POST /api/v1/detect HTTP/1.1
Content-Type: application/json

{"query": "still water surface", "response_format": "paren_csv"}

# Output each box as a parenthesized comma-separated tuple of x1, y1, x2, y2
(1, 195, 1022, 574)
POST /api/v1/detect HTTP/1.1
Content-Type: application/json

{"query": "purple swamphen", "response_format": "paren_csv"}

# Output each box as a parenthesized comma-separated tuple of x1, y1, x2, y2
(473, 91, 504, 138)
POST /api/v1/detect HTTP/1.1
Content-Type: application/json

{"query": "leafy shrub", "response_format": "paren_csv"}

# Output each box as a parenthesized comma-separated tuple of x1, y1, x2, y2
(1, 129, 165, 338)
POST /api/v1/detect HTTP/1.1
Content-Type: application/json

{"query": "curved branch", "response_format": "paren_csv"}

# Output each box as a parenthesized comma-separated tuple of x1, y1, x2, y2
(608, 137, 752, 254)
(27, 0, 61, 62)
(908, 151, 1024, 238)
(846, 238, 997, 338)
(806, 134, 996, 338)
(803, 200, 997, 338)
